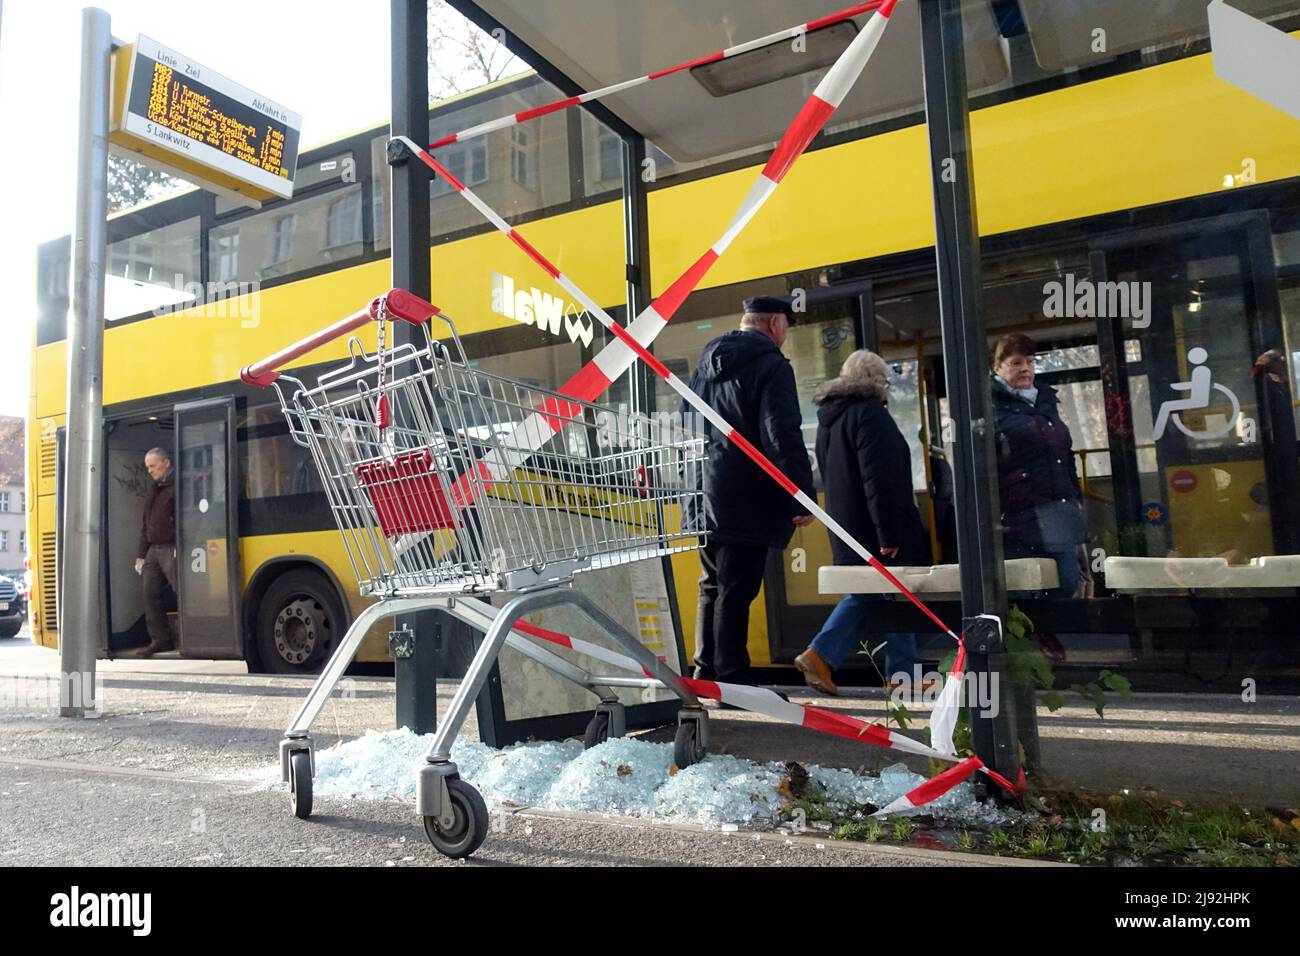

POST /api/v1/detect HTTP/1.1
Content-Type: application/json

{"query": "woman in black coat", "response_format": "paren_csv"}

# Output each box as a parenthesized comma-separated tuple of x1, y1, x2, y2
(794, 350, 930, 697)
(990, 333, 1085, 598)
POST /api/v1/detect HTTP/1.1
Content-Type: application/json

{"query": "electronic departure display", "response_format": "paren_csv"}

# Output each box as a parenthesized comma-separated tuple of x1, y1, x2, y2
(112, 35, 301, 202)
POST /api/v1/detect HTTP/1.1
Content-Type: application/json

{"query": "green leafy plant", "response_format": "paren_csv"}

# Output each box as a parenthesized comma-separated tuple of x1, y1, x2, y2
(836, 819, 884, 842)
(804, 784, 1300, 865)
(889, 817, 915, 841)
(857, 639, 912, 731)
(1005, 605, 1132, 717)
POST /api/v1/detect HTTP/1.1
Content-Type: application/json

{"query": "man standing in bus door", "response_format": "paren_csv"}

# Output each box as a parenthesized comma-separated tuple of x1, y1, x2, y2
(683, 296, 816, 687)
(135, 447, 177, 656)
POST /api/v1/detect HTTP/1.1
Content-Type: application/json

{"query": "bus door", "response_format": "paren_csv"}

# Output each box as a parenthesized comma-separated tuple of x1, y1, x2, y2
(173, 398, 242, 658)
(1090, 213, 1300, 568)
(766, 281, 887, 663)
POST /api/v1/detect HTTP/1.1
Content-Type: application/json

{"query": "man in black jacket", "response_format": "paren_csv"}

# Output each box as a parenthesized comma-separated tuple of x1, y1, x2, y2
(135, 447, 177, 656)
(683, 296, 815, 685)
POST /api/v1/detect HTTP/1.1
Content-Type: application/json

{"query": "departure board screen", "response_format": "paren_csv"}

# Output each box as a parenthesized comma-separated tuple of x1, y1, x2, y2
(119, 36, 301, 200)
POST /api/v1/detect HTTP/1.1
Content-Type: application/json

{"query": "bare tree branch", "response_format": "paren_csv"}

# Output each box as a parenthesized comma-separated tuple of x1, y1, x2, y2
(107, 155, 187, 213)
(427, 0, 523, 98)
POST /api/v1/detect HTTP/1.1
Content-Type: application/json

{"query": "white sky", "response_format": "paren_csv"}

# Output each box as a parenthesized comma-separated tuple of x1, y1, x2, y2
(0, 0, 401, 418)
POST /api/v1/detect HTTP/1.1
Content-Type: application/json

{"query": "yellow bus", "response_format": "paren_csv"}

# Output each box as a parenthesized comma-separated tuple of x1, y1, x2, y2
(30, 6, 1300, 677)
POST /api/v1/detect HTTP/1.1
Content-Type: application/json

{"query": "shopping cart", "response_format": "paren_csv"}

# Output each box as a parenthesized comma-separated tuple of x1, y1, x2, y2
(240, 288, 711, 858)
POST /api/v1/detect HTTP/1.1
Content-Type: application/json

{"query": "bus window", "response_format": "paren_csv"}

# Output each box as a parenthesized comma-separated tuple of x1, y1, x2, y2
(1272, 228, 1300, 269)
(371, 75, 577, 251)
(783, 299, 858, 467)
(208, 185, 365, 285)
(880, 359, 927, 493)
(1280, 282, 1300, 434)
(106, 217, 200, 321)
(1108, 230, 1283, 561)
(240, 403, 325, 521)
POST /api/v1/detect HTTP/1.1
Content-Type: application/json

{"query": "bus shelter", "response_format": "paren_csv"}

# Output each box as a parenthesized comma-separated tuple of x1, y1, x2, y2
(386, 0, 1030, 781)
(384, 0, 1300, 784)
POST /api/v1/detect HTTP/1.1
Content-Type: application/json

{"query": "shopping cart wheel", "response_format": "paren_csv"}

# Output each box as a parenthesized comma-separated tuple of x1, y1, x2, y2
(673, 720, 705, 769)
(582, 702, 625, 750)
(289, 751, 313, 819)
(423, 778, 488, 859)
(582, 712, 610, 749)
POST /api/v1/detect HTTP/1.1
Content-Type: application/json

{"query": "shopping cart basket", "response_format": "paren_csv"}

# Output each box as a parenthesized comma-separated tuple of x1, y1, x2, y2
(241, 288, 711, 858)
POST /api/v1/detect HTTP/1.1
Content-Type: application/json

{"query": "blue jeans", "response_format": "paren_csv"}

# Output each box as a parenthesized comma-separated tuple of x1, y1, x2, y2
(1042, 541, 1082, 598)
(809, 594, 918, 681)
(1005, 500, 1085, 598)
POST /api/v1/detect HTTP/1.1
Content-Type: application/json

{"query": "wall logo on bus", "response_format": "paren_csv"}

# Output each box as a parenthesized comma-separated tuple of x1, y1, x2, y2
(491, 272, 594, 347)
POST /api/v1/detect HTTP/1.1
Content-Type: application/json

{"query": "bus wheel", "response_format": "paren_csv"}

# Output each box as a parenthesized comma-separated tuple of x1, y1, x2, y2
(256, 569, 346, 675)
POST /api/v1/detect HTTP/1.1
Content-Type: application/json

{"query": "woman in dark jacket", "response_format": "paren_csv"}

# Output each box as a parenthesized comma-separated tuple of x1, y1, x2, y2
(794, 351, 930, 696)
(990, 333, 1085, 597)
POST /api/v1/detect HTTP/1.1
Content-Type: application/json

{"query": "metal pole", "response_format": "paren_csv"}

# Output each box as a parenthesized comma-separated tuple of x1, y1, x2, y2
(389, 0, 438, 735)
(918, 0, 1024, 784)
(61, 7, 112, 718)
(619, 133, 690, 685)
(622, 135, 651, 415)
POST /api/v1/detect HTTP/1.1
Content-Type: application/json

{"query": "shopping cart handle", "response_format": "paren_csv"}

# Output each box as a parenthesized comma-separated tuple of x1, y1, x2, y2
(240, 288, 439, 387)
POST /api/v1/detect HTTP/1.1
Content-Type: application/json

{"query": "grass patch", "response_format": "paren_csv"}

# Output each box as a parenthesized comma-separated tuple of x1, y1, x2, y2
(835, 819, 883, 843)
(777, 784, 1300, 867)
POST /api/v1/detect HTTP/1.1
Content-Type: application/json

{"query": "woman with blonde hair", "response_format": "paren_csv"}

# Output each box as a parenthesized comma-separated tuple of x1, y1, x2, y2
(794, 350, 930, 696)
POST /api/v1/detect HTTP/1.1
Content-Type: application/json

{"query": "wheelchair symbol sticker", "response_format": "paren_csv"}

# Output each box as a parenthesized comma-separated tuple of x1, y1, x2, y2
(1152, 347, 1241, 441)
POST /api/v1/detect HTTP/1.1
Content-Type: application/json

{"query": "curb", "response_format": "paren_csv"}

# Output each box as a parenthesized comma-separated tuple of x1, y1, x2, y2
(506, 805, 1073, 867)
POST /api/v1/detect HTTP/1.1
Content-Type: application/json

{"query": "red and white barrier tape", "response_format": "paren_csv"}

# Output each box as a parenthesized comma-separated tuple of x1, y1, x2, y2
(929, 641, 966, 757)
(396, 0, 978, 764)
(508, 617, 1024, 814)
(392, 2, 950, 636)
(427, 1, 888, 151)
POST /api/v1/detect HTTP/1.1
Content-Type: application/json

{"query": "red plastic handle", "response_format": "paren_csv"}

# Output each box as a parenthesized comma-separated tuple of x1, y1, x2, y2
(239, 288, 439, 387)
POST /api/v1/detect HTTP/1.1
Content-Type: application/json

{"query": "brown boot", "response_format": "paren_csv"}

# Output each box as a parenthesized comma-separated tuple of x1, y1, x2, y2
(793, 648, 838, 696)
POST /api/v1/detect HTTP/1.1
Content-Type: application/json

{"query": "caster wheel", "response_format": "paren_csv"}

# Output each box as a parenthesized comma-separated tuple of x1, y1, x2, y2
(673, 720, 705, 769)
(423, 777, 489, 859)
(973, 779, 990, 804)
(289, 751, 313, 819)
(582, 711, 610, 749)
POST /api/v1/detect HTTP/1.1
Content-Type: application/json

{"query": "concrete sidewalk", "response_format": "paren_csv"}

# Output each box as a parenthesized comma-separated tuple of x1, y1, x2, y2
(1, 635, 1296, 866)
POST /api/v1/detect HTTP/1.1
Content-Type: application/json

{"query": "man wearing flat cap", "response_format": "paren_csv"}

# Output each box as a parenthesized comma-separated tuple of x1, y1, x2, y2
(682, 295, 816, 686)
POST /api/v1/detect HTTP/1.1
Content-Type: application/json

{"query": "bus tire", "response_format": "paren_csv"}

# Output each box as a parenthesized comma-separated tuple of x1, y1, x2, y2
(254, 569, 347, 675)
